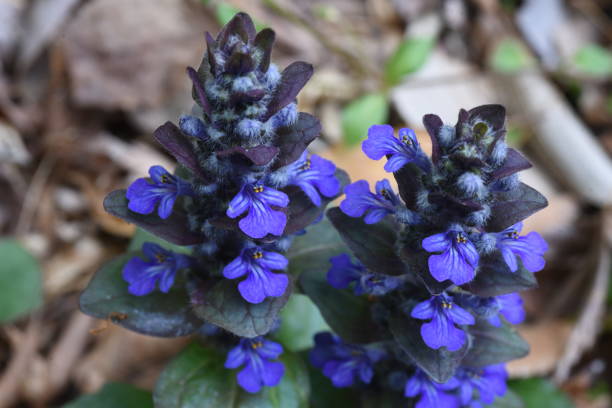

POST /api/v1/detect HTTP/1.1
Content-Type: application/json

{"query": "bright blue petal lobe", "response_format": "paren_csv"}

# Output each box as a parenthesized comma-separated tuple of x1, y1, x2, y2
(226, 337, 285, 393)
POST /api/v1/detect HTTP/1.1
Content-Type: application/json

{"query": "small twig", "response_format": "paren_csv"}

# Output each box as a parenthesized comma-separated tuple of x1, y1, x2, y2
(568, 0, 612, 43)
(0, 317, 42, 408)
(15, 153, 56, 236)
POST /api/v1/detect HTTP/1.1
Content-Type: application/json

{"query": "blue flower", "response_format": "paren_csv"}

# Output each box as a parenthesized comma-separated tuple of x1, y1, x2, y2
(225, 337, 285, 393)
(122, 242, 191, 296)
(455, 364, 508, 407)
(327, 254, 400, 296)
(227, 182, 289, 239)
(126, 165, 193, 219)
(362, 124, 428, 172)
(404, 370, 460, 408)
(489, 293, 525, 327)
(422, 228, 480, 285)
(223, 247, 289, 304)
(309, 332, 385, 387)
(496, 222, 548, 272)
(411, 293, 475, 351)
(340, 179, 400, 224)
(287, 152, 340, 206)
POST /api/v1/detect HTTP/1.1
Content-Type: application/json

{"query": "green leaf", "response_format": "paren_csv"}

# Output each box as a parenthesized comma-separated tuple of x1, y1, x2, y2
(215, 3, 267, 31)
(490, 390, 524, 408)
(0, 239, 42, 323)
(510, 378, 575, 408)
(463, 321, 529, 367)
(63, 382, 153, 408)
(341, 93, 389, 146)
(274, 294, 330, 352)
(308, 362, 360, 408)
(388, 314, 468, 383)
(127, 228, 191, 254)
(573, 44, 612, 77)
(79, 253, 203, 337)
(154, 343, 309, 408)
(192, 279, 290, 338)
(384, 37, 435, 85)
(489, 38, 534, 73)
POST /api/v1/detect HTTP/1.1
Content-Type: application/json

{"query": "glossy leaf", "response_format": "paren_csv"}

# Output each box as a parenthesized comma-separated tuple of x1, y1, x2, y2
(80, 253, 202, 337)
(192, 279, 290, 338)
(487, 182, 548, 231)
(341, 93, 389, 146)
(64, 383, 153, 408)
(384, 37, 435, 85)
(389, 314, 468, 383)
(463, 321, 529, 367)
(154, 343, 309, 408)
(264, 62, 313, 121)
(273, 113, 321, 169)
(464, 255, 537, 297)
(0, 239, 42, 323)
(327, 208, 407, 276)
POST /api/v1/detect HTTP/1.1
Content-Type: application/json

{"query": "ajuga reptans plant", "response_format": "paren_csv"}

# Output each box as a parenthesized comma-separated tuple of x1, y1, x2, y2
(80, 13, 347, 396)
(79, 12, 549, 407)
(302, 106, 548, 407)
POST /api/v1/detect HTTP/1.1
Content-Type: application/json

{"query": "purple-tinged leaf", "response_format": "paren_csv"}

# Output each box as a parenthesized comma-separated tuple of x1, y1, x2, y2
(263, 62, 313, 121)
(423, 114, 443, 164)
(463, 254, 537, 297)
(231, 88, 265, 104)
(490, 148, 532, 180)
(80, 253, 202, 337)
(389, 313, 468, 383)
(399, 245, 452, 295)
(469, 104, 506, 131)
(463, 320, 529, 367)
(328, 208, 408, 277)
(186, 67, 212, 115)
(104, 190, 204, 246)
(191, 278, 290, 338)
(272, 112, 320, 169)
(225, 51, 254, 75)
(393, 162, 424, 211)
(239, 11, 256, 42)
(455, 108, 469, 138)
(254, 28, 275, 72)
(487, 182, 548, 231)
(216, 12, 250, 48)
(205, 32, 218, 76)
(153, 122, 208, 180)
(216, 145, 279, 166)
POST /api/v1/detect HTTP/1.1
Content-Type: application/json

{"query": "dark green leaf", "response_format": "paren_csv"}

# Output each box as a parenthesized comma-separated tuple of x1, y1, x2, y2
(389, 314, 468, 383)
(573, 44, 612, 78)
(293, 219, 379, 343)
(464, 254, 537, 297)
(384, 37, 435, 85)
(308, 362, 360, 408)
(509, 378, 574, 408)
(0, 239, 42, 323)
(192, 279, 290, 338)
(154, 343, 309, 408)
(489, 38, 534, 73)
(104, 190, 204, 246)
(274, 294, 330, 352)
(490, 390, 524, 408)
(463, 321, 529, 367)
(487, 183, 548, 232)
(342, 93, 389, 146)
(327, 209, 407, 276)
(127, 228, 192, 254)
(80, 253, 202, 337)
(63, 382, 153, 408)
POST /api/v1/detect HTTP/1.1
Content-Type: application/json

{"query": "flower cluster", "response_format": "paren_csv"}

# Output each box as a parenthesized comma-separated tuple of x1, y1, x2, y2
(86, 13, 345, 394)
(306, 105, 549, 406)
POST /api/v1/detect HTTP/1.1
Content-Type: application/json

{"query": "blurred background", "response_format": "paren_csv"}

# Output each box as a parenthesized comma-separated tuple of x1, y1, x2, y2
(0, 0, 611, 406)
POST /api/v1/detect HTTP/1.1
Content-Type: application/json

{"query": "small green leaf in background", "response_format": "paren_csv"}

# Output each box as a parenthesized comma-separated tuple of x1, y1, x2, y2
(384, 37, 435, 86)
(63, 383, 153, 408)
(341, 92, 389, 146)
(489, 390, 523, 407)
(573, 44, 612, 78)
(214, 2, 267, 31)
(0, 239, 42, 323)
(489, 38, 534, 73)
(274, 294, 330, 352)
(510, 378, 575, 408)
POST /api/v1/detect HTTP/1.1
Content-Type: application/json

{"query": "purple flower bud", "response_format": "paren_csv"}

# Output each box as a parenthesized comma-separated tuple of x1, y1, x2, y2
(179, 115, 207, 140)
